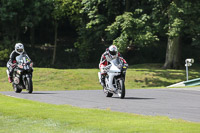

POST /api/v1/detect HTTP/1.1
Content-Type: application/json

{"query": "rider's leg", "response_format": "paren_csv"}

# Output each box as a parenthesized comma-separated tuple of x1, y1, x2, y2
(7, 63, 13, 83)
(99, 65, 106, 87)
(101, 74, 106, 86)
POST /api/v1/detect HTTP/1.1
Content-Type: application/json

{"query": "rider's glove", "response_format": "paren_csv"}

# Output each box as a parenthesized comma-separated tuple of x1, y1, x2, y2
(11, 63, 16, 68)
(124, 64, 128, 68)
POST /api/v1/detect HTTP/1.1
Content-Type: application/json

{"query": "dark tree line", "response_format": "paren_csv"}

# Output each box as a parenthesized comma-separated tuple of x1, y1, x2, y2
(0, 0, 200, 69)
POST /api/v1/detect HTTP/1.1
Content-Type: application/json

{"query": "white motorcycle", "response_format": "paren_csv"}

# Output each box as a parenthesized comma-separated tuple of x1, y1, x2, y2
(98, 57, 128, 99)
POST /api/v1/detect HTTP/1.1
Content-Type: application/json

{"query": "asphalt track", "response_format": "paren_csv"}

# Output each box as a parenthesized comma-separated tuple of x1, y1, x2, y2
(1, 88, 200, 122)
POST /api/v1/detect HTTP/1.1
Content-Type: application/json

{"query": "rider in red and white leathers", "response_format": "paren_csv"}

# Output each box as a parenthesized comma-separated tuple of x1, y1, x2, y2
(99, 45, 128, 86)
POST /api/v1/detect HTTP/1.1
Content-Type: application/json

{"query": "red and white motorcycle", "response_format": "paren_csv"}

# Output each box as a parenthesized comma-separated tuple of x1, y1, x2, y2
(98, 57, 128, 99)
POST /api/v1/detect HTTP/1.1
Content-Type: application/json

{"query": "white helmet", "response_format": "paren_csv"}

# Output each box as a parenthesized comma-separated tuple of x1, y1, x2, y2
(15, 43, 24, 54)
(108, 45, 118, 59)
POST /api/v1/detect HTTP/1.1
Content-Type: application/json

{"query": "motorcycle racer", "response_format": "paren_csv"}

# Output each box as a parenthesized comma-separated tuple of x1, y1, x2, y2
(6, 43, 32, 83)
(99, 45, 128, 87)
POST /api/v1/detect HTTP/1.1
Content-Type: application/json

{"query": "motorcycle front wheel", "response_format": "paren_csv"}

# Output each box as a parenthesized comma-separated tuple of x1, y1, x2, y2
(13, 83, 22, 93)
(25, 78, 33, 93)
(103, 86, 113, 97)
(117, 79, 125, 99)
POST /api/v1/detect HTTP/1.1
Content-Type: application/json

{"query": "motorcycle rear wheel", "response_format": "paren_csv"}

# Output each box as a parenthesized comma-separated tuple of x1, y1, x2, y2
(117, 79, 125, 99)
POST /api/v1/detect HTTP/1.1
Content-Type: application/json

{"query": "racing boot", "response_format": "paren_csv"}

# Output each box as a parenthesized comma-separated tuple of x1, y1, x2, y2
(6, 69, 13, 83)
(98, 71, 107, 88)
(8, 76, 13, 83)
(98, 72, 105, 86)
(100, 75, 106, 87)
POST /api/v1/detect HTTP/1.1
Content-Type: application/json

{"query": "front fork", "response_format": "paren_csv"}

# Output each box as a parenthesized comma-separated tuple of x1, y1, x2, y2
(22, 74, 32, 86)
(108, 73, 116, 91)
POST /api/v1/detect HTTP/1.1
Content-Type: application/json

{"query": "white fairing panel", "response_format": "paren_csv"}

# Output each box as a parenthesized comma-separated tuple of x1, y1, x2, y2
(107, 58, 121, 91)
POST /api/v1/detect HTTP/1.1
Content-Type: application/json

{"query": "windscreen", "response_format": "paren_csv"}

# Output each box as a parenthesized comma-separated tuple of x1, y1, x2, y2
(112, 57, 123, 66)
(16, 54, 30, 64)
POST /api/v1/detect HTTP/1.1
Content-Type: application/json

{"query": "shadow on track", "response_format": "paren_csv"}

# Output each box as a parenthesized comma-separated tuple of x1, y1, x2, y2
(112, 97, 155, 100)
(124, 97, 155, 100)
(21, 92, 57, 94)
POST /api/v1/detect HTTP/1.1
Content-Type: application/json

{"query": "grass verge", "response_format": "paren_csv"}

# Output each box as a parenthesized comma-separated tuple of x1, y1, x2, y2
(1, 63, 200, 91)
(0, 94, 199, 133)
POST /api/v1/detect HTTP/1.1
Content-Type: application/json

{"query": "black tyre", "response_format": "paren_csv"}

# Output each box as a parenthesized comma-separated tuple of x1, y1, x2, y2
(103, 87, 113, 97)
(13, 84, 22, 93)
(25, 78, 33, 93)
(106, 91, 113, 97)
(117, 79, 125, 99)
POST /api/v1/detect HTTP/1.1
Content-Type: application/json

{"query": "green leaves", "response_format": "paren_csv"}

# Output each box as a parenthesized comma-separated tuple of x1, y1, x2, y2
(167, 18, 184, 38)
(0, 0, 24, 21)
(106, 11, 159, 52)
(0, 49, 9, 61)
(52, 0, 81, 25)
(1, 0, 200, 66)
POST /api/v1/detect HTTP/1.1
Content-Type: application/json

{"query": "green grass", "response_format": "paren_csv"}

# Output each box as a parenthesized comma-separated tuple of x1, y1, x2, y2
(1, 64, 200, 132)
(1, 63, 200, 91)
(0, 94, 199, 133)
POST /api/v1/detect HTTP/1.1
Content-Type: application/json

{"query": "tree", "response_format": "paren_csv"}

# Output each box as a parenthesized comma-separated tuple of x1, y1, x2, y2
(22, 0, 53, 46)
(106, 10, 159, 52)
(0, 0, 53, 44)
(163, 1, 184, 69)
(51, 0, 81, 65)
(0, 0, 25, 62)
(0, 0, 56, 66)
(150, 0, 200, 69)
(75, 0, 125, 62)
(163, 0, 200, 69)
(0, 0, 24, 42)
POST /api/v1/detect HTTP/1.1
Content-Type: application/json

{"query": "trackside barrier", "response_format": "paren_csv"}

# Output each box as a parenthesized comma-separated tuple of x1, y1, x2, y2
(167, 78, 200, 88)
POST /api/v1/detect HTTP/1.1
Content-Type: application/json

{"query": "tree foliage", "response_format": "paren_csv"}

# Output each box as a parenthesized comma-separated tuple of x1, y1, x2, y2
(106, 10, 159, 52)
(75, 0, 124, 62)
(0, 0, 53, 46)
(0, 0, 200, 68)
(52, 0, 81, 24)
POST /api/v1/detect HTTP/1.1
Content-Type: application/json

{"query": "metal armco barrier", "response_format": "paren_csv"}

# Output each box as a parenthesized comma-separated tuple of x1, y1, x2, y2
(184, 78, 200, 86)
(167, 78, 200, 88)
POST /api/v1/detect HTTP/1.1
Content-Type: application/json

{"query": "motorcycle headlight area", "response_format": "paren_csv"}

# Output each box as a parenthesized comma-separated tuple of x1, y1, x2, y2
(17, 70, 22, 74)
(18, 65, 23, 69)
(14, 77, 20, 84)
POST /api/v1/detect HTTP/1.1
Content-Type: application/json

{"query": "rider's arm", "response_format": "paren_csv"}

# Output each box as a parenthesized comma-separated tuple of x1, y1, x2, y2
(99, 55, 106, 68)
(7, 51, 17, 68)
(99, 52, 109, 66)
(118, 52, 128, 64)
(120, 57, 128, 68)
(9, 51, 16, 63)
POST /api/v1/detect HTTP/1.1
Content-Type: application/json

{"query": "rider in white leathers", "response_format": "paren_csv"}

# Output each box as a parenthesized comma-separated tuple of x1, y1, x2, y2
(99, 45, 128, 87)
